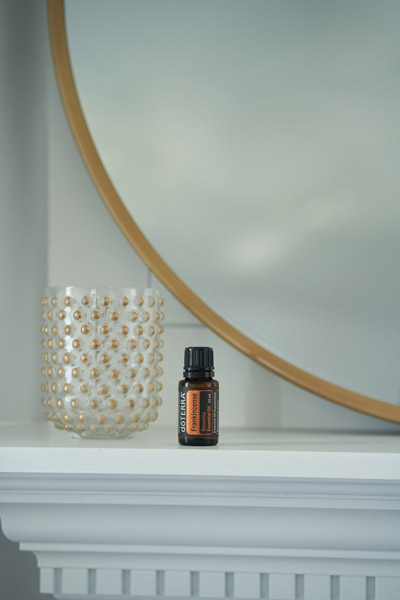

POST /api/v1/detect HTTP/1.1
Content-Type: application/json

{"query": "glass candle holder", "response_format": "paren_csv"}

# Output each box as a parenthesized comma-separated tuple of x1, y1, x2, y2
(40, 286, 164, 439)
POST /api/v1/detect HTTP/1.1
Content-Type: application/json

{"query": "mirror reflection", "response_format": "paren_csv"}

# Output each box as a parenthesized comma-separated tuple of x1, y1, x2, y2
(65, 0, 400, 405)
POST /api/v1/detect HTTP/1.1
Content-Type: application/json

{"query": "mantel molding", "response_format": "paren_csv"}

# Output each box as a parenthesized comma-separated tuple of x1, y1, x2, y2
(1, 472, 400, 599)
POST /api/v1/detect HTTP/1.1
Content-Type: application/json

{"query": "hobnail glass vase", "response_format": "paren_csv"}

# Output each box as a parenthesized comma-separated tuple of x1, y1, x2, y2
(40, 286, 164, 439)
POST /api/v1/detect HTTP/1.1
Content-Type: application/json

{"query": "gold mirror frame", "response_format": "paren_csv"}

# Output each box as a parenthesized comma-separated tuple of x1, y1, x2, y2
(48, 0, 400, 424)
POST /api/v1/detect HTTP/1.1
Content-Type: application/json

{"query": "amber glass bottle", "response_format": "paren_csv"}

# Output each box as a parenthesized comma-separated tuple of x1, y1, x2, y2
(178, 347, 219, 446)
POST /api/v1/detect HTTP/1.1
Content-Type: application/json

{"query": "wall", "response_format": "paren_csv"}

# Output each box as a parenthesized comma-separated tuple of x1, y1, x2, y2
(0, 1, 52, 598)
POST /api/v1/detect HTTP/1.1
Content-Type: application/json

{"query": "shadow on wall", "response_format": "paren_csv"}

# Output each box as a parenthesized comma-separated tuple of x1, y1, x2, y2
(0, 523, 53, 600)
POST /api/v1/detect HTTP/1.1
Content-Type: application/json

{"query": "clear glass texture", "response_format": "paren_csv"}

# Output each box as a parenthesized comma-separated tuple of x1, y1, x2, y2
(40, 287, 164, 438)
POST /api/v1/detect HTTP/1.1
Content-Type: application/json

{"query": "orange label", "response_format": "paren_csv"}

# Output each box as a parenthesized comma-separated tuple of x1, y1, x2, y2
(186, 390, 201, 434)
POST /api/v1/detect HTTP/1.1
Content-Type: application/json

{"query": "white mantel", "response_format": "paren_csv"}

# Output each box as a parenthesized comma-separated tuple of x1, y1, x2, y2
(0, 422, 399, 600)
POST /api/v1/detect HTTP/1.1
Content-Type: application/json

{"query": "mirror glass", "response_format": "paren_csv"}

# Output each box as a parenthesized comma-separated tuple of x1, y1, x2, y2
(65, 0, 400, 405)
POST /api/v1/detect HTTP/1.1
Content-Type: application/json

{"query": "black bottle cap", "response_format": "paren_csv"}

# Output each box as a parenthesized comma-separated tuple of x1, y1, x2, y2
(184, 346, 214, 377)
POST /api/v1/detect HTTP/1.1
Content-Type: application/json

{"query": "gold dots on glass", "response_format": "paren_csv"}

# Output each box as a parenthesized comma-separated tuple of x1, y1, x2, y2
(51, 297, 58, 307)
(41, 340, 46, 349)
(156, 353, 164, 362)
(158, 326, 164, 334)
(41, 311, 47, 321)
(157, 382, 163, 392)
(150, 412, 158, 422)
(41, 287, 164, 439)
(160, 298, 164, 306)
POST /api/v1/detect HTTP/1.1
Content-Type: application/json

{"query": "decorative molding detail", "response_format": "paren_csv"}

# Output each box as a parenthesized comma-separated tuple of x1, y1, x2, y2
(1, 473, 400, 599)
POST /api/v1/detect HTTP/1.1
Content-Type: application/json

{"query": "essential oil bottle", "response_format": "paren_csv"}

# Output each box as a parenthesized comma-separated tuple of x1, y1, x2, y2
(178, 347, 219, 446)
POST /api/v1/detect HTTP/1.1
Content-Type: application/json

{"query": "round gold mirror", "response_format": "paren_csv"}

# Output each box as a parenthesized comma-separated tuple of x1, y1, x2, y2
(48, 0, 400, 423)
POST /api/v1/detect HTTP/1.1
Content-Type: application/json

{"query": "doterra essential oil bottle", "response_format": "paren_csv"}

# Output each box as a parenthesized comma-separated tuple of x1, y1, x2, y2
(178, 347, 219, 446)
